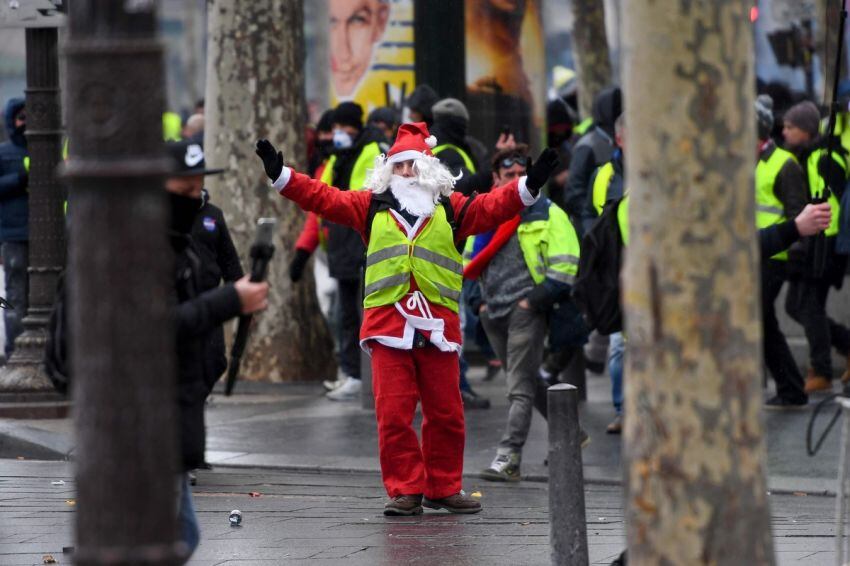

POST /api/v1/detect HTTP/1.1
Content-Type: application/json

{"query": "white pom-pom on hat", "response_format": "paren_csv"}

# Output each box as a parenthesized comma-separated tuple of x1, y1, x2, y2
(425, 135, 437, 148)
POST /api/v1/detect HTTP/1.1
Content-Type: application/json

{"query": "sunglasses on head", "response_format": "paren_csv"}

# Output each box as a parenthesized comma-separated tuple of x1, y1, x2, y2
(499, 155, 527, 170)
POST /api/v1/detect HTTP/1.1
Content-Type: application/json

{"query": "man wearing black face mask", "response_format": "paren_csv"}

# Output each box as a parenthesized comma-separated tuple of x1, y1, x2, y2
(164, 140, 268, 559)
(0, 97, 29, 360)
(316, 101, 387, 401)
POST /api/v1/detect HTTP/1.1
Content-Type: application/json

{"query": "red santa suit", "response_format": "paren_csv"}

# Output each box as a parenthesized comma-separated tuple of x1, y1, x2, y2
(272, 124, 538, 500)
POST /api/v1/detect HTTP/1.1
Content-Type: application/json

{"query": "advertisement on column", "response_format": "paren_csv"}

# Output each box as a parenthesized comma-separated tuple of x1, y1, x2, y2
(328, 0, 415, 112)
(465, 0, 546, 150)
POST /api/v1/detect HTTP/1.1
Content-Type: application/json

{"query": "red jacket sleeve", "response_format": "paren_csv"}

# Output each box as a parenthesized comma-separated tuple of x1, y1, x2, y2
(451, 179, 525, 241)
(294, 212, 320, 253)
(279, 169, 372, 236)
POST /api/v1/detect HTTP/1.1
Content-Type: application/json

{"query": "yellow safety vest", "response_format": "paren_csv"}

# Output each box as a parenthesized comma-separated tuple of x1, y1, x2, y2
(363, 205, 464, 312)
(591, 161, 615, 215)
(618, 195, 629, 246)
(320, 141, 382, 191)
(162, 112, 182, 142)
(432, 144, 477, 173)
(516, 203, 580, 285)
(755, 146, 797, 260)
(806, 148, 846, 237)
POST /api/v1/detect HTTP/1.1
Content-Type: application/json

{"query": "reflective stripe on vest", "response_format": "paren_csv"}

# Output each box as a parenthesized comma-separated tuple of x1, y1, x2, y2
(592, 162, 615, 215)
(574, 117, 593, 136)
(807, 148, 846, 237)
(320, 141, 383, 191)
(755, 147, 796, 260)
(432, 144, 476, 173)
(363, 206, 463, 312)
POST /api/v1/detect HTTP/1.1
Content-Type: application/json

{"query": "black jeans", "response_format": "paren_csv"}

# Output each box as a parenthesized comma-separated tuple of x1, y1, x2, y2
(336, 278, 362, 380)
(762, 260, 806, 402)
(786, 274, 850, 379)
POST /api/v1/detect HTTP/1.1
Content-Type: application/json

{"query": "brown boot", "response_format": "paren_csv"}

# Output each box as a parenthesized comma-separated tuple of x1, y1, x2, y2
(384, 494, 423, 516)
(841, 357, 850, 384)
(804, 375, 833, 394)
(423, 492, 482, 514)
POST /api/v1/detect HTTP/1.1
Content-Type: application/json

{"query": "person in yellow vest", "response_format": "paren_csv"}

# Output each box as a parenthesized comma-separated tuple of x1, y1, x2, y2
(585, 113, 627, 433)
(753, 95, 810, 409)
(430, 98, 494, 195)
(463, 145, 583, 481)
(782, 100, 850, 394)
(319, 101, 388, 401)
(256, 123, 560, 515)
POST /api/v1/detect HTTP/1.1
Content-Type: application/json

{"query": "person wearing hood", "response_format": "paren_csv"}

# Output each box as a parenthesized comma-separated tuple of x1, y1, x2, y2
(164, 141, 267, 559)
(318, 101, 388, 400)
(0, 97, 29, 359)
(562, 86, 622, 231)
(404, 84, 439, 126)
(256, 122, 560, 516)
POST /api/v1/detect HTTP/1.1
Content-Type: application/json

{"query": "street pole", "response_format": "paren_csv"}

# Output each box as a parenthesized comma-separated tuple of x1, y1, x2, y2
(547, 383, 588, 566)
(0, 25, 66, 394)
(63, 1, 180, 562)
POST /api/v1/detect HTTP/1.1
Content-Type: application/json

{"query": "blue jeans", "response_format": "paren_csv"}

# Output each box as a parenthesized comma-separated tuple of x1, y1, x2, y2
(177, 474, 200, 562)
(608, 332, 625, 415)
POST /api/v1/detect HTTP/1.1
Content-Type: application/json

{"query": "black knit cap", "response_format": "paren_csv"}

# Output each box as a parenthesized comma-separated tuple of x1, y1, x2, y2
(333, 101, 364, 130)
(317, 109, 335, 132)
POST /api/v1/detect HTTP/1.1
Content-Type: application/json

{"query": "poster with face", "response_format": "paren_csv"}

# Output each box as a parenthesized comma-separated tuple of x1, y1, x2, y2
(329, 0, 415, 112)
(465, 0, 546, 150)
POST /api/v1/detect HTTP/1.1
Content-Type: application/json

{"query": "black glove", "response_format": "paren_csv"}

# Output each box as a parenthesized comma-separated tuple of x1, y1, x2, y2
(255, 139, 284, 182)
(525, 148, 560, 196)
(289, 248, 311, 282)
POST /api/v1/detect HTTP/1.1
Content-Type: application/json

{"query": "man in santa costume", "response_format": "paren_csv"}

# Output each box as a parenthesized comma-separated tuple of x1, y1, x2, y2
(255, 123, 559, 516)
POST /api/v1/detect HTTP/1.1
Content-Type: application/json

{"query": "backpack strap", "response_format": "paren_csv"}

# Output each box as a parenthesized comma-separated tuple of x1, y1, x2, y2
(364, 191, 397, 241)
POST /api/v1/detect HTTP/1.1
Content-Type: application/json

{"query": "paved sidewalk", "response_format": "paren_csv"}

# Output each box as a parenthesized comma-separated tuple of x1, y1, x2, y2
(0, 459, 837, 565)
(1, 366, 842, 494)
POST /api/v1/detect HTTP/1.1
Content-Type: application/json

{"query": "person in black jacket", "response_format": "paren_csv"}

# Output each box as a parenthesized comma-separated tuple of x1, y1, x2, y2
(0, 97, 29, 359)
(165, 140, 268, 560)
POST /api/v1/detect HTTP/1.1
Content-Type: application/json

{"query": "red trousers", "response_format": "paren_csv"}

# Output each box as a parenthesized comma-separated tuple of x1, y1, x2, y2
(370, 342, 465, 499)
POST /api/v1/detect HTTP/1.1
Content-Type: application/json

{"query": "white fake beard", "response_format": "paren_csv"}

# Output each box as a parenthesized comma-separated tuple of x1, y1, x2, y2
(389, 175, 439, 217)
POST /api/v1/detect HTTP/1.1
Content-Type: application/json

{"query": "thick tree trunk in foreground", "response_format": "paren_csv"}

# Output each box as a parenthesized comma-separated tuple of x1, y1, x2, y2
(621, 2, 774, 564)
(205, 0, 335, 382)
(571, 0, 613, 119)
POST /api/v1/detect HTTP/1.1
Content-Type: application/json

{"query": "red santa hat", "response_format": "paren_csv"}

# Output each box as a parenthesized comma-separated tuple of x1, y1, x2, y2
(386, 122, 438, 164)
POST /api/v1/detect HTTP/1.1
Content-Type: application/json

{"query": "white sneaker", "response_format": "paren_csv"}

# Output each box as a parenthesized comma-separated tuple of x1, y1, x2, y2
(322, 376, 346, 391)
(326, 376, 361, 401)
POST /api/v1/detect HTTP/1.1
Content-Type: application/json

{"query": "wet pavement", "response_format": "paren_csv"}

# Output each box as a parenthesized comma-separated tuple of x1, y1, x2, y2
(0, 459, 837, 565)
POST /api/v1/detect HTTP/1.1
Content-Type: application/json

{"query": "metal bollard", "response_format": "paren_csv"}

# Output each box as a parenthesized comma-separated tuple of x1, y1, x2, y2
(548, 383, 588, 566)
(361, 349, 374, 410)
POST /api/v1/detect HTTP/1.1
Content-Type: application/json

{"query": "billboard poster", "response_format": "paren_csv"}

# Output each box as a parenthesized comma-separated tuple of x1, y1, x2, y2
(465, 0, 546, 150)
(328, 0, 415, 113)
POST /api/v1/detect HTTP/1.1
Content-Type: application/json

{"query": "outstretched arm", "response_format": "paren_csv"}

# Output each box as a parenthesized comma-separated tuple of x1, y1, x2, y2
(256, 139, 371, 233)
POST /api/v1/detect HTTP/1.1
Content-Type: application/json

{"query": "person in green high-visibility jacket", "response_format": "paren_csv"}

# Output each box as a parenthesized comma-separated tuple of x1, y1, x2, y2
(255, 122, 561, 517)
(781, 100, 850, 395)
(753, 95, 810, 410)
(463, 145, 585, 481)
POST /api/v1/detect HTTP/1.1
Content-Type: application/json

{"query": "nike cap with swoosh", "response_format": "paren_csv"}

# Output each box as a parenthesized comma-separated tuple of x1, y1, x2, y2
(165, 140, 225, 177)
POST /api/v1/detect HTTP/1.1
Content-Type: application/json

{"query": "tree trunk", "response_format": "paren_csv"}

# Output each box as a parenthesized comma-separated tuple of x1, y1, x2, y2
(204, 0, 336, 382)
(816, 0, 844, 102)
(571, 0, 613, 119)
(621, 2, 774, 564)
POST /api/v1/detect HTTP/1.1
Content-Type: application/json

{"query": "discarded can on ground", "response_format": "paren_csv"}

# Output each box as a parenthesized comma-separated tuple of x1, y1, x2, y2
(229, 509, 242, 526)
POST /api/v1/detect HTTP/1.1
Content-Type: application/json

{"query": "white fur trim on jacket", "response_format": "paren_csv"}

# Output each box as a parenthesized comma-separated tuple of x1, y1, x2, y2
(518, 176, 539, 206)
(272, 166, 293, 193)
